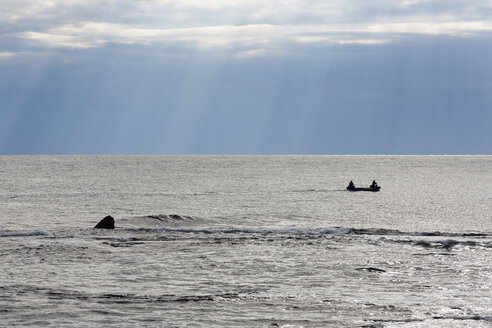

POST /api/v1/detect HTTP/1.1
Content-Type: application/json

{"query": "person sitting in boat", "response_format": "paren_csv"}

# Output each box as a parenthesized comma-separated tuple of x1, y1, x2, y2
(370, 180, 378, 188)
(348, 180, 355, 188)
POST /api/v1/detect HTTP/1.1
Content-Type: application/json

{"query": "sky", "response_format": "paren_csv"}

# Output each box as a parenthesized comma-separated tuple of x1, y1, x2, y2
(1, 0, 491, 154)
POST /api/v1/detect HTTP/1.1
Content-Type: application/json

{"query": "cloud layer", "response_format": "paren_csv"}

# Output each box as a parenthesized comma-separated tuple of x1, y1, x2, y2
(2, 0, 492, 57)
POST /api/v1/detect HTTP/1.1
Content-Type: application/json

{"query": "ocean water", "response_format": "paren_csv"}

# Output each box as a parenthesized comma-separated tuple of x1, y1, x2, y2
(0, 155, 491, 327)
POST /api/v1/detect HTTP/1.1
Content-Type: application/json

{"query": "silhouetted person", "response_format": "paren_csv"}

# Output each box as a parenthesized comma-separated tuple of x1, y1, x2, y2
(348, 180, 355, 188)
(370, 180, 378, 188)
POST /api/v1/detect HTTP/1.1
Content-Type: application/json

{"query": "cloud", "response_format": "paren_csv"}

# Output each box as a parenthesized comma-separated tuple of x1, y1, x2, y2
(20, 31, 105, 49)
(1, 0, 57, 21)
(364, 21, 492, 35)
(294, 35, 389, 45)
(400, 0, 432, 6)
(234, 48, 272, 58)
(0, 52, 15, 60)
(16, 20, 492, 51)
(19, 23, 279, 49)
(336, 39, 389, 45)
(2, 0, 492, 26)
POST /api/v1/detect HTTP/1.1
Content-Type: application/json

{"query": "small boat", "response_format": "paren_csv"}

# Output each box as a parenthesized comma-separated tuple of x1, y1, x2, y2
(347, 186, 380, 192)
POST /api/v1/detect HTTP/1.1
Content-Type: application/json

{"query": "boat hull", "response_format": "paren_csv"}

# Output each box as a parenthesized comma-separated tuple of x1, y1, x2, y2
(347, 186, 380, 192)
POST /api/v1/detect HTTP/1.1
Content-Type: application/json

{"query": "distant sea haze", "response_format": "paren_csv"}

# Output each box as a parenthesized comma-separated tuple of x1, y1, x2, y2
(0, 155, 491, 327)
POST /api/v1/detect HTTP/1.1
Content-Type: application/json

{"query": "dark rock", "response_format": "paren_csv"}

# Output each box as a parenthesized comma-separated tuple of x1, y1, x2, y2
(94, 216, 115, 229)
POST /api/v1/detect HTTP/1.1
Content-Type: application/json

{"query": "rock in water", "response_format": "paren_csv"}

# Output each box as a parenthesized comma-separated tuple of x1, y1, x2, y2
(94, 216, 115, 229)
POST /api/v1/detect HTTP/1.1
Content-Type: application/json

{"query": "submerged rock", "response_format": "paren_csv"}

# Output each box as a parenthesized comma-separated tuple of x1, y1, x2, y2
(94, 216, 115, 229)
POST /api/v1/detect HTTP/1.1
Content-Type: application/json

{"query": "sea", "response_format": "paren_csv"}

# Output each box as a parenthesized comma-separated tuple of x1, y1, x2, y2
(0, 155, 491, 327)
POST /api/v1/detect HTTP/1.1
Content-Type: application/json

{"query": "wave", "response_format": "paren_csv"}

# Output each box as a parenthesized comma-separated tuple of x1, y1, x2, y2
(391, 238, 490, 251)
(130, 226, 352, 235)
(121, 214, 490, 238)
(1, 225, 488, 243)
(111, 226, 491, 250)
(142, 214, 195, 222)
(118, 214, 198, 228)
(367, 314, 492, 325)
(350, 228, 490, 238)
(121, 226, 490, 238)
(0, 230, 51, 238)
(6, 284, 249, 304)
